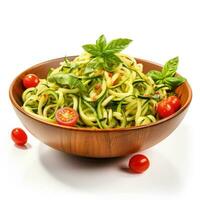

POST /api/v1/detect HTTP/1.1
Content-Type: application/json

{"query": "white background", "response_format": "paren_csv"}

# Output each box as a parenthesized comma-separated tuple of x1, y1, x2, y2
(0, 0, 199, 199)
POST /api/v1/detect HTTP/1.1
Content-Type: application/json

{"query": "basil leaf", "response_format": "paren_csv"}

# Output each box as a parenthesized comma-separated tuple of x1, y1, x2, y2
(96, 34, 106, 52)
(148, 57, 185, 90)
(48, 73, 86, 93)
(103, 62, 112, 72)
(103, 54, 122, 71)
(147, 70, 163, 81)
(162, 57, 179, 77)
(163, 76, 186, 89)
(84, 57, 104, 74)
(82, 44, 101, 56)
(105, 54, 122, 64)
(105, 38, 132, 53)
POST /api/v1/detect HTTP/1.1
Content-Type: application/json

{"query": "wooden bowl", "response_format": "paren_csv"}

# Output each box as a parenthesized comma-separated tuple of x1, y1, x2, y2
(9, 56, 192, 158)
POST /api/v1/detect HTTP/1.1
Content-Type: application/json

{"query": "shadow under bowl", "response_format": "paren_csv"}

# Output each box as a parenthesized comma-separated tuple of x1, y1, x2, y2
(9, 56, 192, 158)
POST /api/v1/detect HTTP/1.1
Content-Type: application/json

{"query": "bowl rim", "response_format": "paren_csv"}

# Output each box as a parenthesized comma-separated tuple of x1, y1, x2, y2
(9, 56, 192, 132)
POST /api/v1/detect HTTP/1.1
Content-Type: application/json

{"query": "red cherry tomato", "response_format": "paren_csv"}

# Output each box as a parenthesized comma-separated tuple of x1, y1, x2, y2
(23, 74, 39, 88)
(11, 128, 27, 146)
(55, 107, 79, 127)
(167, 96, 181, 111)
(157, 99, 175, 118)
(129, 154, 150, 173)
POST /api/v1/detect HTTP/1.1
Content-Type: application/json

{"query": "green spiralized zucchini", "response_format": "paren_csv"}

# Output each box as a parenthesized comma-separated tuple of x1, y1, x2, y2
(22, 53, 169, 128)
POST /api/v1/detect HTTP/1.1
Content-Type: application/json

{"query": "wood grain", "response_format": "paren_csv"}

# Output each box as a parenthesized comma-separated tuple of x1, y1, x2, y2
(9, 57, 192, 158)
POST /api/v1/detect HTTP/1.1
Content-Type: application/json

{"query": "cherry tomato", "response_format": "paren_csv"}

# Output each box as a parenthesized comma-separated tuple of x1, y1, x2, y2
(55, 107, 79, 127)
(129, 154, 150, 173)
(23, 74, 39, 88)
(157, 99, 175, 118)
(11, 128, 27, 146)
(167, 96, 181, 111)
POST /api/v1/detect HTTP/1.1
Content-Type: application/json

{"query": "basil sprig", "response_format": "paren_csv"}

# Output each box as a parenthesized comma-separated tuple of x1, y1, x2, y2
(48, 73, 86, 93)
(82, 35, 132, 72)
(147, 57, 186, 90)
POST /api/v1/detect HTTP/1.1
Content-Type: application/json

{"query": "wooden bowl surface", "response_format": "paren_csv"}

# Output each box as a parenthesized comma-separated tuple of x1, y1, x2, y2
(9, 56, 192, 158)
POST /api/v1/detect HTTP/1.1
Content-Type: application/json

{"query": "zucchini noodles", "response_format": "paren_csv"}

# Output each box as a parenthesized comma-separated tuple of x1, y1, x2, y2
(22, 53, 170, 128)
